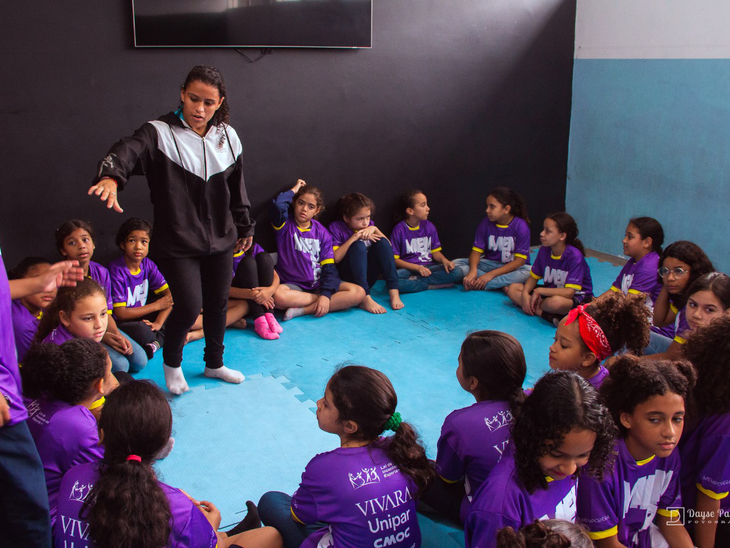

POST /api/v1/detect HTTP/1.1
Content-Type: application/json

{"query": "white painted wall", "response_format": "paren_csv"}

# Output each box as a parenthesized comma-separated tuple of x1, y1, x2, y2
(575, 0, 730, 59)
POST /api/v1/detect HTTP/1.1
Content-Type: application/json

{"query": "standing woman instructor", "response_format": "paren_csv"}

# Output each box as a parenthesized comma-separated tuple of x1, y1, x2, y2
(88, 66, 254, 395)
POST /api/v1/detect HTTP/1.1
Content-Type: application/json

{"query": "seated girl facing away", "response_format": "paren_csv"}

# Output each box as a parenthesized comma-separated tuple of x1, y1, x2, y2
(464, 370, 615, 548)
(54, 380, 282, 548)
(329, 192, 403, 313)
(22, 340, 117, 524)
(507, 212, 593, 324)
(258, 365, 434, 548)
(271, 179, 365, 320)
(420, 330, 526, 524)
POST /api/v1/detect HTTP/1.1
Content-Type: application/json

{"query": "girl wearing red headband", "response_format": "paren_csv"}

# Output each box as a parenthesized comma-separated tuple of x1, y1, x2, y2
(548, 292, 651, 390)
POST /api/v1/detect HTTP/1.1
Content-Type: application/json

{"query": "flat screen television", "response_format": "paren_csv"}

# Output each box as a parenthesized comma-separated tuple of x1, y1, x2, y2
(132, 0, 373, 49)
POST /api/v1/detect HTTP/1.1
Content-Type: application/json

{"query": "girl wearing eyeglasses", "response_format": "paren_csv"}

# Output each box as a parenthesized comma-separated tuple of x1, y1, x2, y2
(646, 241, 714, 357)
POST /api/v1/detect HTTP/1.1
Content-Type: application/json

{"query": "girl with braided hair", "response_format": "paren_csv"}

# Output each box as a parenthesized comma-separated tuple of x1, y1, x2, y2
(258, 365, 433, 548)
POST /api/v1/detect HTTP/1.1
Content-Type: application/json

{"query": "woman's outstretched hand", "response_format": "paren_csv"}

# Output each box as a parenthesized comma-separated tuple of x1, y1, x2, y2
(88, 178, 123, 213)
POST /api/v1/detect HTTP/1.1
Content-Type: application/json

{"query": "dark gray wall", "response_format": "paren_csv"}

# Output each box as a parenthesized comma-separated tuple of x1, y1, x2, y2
(1, 0, 575, 268)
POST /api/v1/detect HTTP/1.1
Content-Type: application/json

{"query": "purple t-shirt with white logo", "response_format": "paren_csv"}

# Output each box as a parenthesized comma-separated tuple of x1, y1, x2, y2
(464, 447, 578, 548)
(25, 398, 104, 522)
(231, 243, 265, 277)
(108, 256, 168, 315)
(390, 220, 442, 266)
(680, 413, 730, 515)
(54, 462, 217, 548)
(87, 261, 113, 313)
(273, 217, 335, 291)
(530, 245, 593, 298)
(577, 438, 682, 547)
(291, 443, 421, 548)
(43, 323, 76, 346)
(436, 400, 513, 522)
(329, 219, 375, 250)
(610, 252, 673, 338)
(0, 247, 27, 426)
(471, 217, 531, 265)
(12, 299, 40, 363)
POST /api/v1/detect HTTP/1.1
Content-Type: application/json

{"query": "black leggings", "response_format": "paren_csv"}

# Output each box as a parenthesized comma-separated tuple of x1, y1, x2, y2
(156, 252, 233, 370)
(232, 252, 275, 319)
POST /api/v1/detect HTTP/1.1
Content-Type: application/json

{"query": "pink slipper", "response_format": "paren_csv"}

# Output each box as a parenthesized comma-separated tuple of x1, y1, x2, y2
(264, 312, 283, 334)
(254, 316, 279, 340)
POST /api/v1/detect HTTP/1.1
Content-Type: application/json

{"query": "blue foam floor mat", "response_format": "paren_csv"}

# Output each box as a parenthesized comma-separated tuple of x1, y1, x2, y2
(135, 255, 621, 546)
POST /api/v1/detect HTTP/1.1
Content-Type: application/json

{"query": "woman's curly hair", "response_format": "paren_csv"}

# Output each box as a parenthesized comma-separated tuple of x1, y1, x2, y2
(512, 371, 616, 493)
(600, 355, 696, 436)
(683, 315, 730, 416)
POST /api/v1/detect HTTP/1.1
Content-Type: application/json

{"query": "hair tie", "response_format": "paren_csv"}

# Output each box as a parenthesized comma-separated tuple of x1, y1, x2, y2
(564, 305, 612, 361)
(383, 412, 402, 432)
(126, 455, 142, 462)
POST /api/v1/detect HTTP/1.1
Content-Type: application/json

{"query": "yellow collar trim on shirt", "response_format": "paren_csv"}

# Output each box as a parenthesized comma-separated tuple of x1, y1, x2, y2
(551, 254, 562, 260)
(128, 267, 141, 275)
(496, 223, 510, 228)
(636, 454, 656, 466)
(406, 223, 420, 231)
(296, 224, 312, 232)
(545, 476, 555, 483)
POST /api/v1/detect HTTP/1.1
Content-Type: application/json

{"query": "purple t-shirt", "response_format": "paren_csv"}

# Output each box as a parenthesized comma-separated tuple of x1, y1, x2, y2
(12, 299, 40, 363)
(672, 304, 690, 345)
(588, 366, 609, 391)
(577, 438, 682, 547)
(464, 447, 577, 548)
(25, 398, 104, 522)
(291, 443, 421, 548)
(390, 220, 442, 266)
(610, 252, 673, 338)
(231, 243, 265, 277)
(0, 247, 27, 426)
(530, 245, 593, 298)
(436, 400, 513, 522)
(679, 413, 730, 514)
(87, 261, 113, 313)
(108, 256, 168, 315)
(54, 462, 217, 548)
(329, 219, 376, 250)
(43, 323, 76, 346)
(273, 217, 336, 291)
(471, 217, 531, 265)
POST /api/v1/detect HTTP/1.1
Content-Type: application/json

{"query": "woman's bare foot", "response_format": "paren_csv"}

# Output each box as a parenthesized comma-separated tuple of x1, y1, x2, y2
(230, 318, 247, 329)
(185, 329, 204, 344)
(389, 289, 404, 310)
(359, 294, 386, 314)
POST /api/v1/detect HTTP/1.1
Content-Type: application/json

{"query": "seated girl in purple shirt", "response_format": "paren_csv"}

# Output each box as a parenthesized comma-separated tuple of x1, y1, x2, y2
(648, 241, 714, 358)
(680, 315, 730, 546)
(330, 192, 403, 313)
(9, 257, 56, 363)
(54, 379, 282, 548)
(389, 189, 464, 294)
(36, 278, 109, 348)
(420, 330, 526, 524)
(577, 356, 695, 547)
(271, 179, 365, 321)
(507, 212, 593, 324)
(21, 339, 118, 524)
(259, 365, 434, 548)
(56, 219, 147, 373)
(549, 292, 651, 390)
(465, 371, 615, 548)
